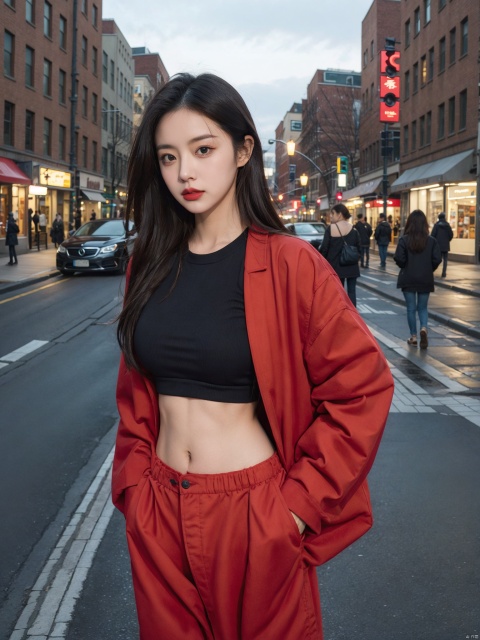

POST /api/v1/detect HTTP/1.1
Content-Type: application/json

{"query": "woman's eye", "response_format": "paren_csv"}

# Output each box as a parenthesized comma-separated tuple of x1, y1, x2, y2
(197, 146, 211, 156)
(160, 153, 175, 165)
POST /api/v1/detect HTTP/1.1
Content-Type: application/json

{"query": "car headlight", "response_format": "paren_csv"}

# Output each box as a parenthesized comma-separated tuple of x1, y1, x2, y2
(100, 243, 118, 253)
(57, 245, 66, 254)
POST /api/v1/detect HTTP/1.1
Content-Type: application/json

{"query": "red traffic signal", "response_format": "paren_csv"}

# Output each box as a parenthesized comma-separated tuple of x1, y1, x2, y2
(335, 192, 343, 201)
(380, 50, 400, 78)
(380, 46, 400, 123)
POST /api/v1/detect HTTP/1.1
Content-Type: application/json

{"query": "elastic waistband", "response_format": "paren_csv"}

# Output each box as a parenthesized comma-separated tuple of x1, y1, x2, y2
(150, 452, 283, 494)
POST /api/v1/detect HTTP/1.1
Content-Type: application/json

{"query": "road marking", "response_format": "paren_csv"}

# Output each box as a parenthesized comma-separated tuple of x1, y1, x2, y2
(358, 304, 396, 315)
(0, 340, 49, 363)
(10, 447, 115, 639)
(360, 275, 395, 284)
(0, 279, 65, 305)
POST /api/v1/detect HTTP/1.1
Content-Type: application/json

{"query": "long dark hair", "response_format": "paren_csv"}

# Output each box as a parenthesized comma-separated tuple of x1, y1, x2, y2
(117, 72, 284, 369)
(404, 209, 429, 253)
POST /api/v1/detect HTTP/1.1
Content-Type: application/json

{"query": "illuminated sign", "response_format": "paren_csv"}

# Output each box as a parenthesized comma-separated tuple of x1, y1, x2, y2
(39, 167, 72, 188)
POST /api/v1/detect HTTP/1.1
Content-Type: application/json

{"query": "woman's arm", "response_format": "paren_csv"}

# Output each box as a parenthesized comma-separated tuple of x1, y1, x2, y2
(319, 227, 330, 257)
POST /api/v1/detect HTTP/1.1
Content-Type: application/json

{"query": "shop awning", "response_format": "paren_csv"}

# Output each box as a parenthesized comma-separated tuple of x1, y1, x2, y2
(341, 178, 382, 200)
(80, 189, 106, 202)
(391, 149, 474, 191)
(0, 157, 32, 185)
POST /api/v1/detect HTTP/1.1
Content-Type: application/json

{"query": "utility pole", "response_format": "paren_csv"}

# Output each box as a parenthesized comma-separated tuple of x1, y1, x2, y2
(68, 0, 78, 230)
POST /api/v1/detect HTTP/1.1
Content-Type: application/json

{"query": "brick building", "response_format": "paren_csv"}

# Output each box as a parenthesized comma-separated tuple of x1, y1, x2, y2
(131, 47, 169, 133)
(1, 0, 103, 250)
(392, 0, 479, 262)
(271, 103, 303, 218)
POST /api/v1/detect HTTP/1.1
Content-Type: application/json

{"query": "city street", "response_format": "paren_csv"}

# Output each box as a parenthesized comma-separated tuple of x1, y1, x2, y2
(1, 255, 479, 640)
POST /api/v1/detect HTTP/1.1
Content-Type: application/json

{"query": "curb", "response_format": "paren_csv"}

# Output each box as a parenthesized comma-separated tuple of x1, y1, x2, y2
(0, 269, 60, 295)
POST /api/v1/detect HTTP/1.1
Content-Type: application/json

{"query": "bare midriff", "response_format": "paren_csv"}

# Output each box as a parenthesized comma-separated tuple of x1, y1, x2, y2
(156, 395, 275, 474)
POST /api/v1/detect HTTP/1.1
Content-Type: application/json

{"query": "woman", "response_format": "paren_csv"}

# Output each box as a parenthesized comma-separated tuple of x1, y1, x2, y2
(50, 214, 65, 248)
(319, 203, 361, 306)
(5, 212, 19, 265)
(394, 209, 442, 349)
(113, 73, 394, 640)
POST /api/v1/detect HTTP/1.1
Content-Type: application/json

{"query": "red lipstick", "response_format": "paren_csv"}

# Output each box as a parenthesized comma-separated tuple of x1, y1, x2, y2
(181, 188, 204, 201)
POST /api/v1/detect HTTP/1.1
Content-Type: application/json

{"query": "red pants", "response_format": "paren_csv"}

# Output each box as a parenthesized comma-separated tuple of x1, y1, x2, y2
(125, 452, 323, 639)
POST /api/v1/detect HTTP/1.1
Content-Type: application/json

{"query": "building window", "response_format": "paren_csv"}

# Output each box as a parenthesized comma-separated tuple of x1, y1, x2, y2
(414, 7, 420, 36)
(92, 3, 98, 28)
(59, 69, 66, 104)
(4, 101, 15, 146)
(405, 19, 411, 47)
(438, 0, 446, 10)
(4, 0, 15, 7)
(43, 58, 52, 97)
(25, 46, 34, 87)
(428, 47, 434, 80)
(59, 124, 66, 160)
(460, 18, 468, 57)
(421, 55, 427, 86)
(403, 125, 409, 154)
(412, 120, 417, 151)
(59, 15, 67, 49)
(363, 49, 367, 68)
(413, 62, 419, 93)
(4, 31, 15, 77)
(82, 86, 88, 117)
(44, 1, 52, 39)
(110, 60, 114, 89)
(25, 110, 34, 151)
(102, 98, 108, 130)
(92, 140, 97, 171)
(439, 37, 446, 72)
(404, 70, 410, 99)
(26, 0, 35, 24)
(448, 96, 455, 135)
(81, 0, 87, 15)
(419, 115, 425, 147)
(437, 103, 445, 139)
(82, 136, 87, 168)
(43, 117, 52, 155)
(370, 40, 374, 60)
(110, 105, 115, 134)
(102, 51, 108, 82)
(424, 0, 431, 24)
(81, 36, 88, 66)
(449, 28, 456, 64)
(92, 92, 97, 123)
(102, 147, 108, 175)
(92, 46, 98, 75)
(459, 89, 467, 130)
(426, 111, 431, 144)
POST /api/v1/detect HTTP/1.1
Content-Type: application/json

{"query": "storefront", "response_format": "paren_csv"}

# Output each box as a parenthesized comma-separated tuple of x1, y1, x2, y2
(0, 157, 32, 241)
(391, 149, 476, 261)
(341, 178, 383, 224)
(78, 172, 106, 224)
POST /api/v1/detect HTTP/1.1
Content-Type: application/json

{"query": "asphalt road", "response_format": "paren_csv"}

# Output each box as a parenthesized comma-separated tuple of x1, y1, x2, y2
(1, 276, 479, 639)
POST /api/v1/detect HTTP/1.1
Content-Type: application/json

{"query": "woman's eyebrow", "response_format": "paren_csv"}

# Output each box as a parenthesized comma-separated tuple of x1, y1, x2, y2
(156, 134, 217, 151)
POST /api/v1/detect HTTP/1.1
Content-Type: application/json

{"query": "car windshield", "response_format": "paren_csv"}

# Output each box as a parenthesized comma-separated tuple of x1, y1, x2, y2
(74, 220, 131, 237)
(295, 223, 324, 235)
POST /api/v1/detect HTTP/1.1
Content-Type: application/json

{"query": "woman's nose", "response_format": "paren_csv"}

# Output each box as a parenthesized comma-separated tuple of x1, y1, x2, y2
(178, 158, 195, 182)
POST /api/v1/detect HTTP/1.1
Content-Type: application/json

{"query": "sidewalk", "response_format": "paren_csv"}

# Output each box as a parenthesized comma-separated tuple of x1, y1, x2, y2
(0, 248, 59, 294)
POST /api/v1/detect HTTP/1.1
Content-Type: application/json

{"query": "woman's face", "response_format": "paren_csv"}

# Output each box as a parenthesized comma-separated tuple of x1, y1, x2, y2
(155, 108, 253, 220)
(329, 209, 343, 223)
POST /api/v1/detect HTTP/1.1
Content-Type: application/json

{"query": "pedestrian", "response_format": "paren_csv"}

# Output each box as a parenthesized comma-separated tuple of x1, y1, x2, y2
(393, 209, 442, 349)
(89, 209, 96, 221)
(74, 209, 82, 230)
(354, 212, 373, 268)
(50, 213, 65, 248)
(320, 203, 361, 306)
(431, 212, 453, 277)
(374, 212, 392, 268)
(5, 212, 19, 265)
(32, 210, 40, 234)
(112, 72, 393, 640)
(38, 211, 47, 232)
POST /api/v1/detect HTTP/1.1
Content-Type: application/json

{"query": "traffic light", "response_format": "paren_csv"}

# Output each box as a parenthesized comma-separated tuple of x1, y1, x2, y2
(301, 194, 307, 204)
(335, 192, 343, 202)
(336, 156, 348, 174)
(380, 38, 400, 123)
(380, 129, 400, 157)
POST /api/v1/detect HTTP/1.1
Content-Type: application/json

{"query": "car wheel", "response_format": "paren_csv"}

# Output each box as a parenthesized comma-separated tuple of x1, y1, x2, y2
(117, 256, 128, 275)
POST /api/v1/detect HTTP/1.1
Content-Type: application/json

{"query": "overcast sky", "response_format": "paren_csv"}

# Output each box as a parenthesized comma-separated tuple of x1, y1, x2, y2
(102, 0, 375, 149)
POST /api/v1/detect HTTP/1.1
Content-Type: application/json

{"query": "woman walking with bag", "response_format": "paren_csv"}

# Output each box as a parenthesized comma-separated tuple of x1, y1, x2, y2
(320, 203, 361, 306)
(5, 212, 19, 265)
(394, 209, 441, 349)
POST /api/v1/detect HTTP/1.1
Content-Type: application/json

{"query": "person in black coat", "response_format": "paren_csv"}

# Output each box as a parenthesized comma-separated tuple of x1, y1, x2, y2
(431, 212, 453, 277)
(394, 209, 442, 349)
(5, 212, 19, 265)
(355, 212, 373, 268)
(374, 213, 392, 268)
(50, 213, 65, 248)
(320, 203, 361, 307)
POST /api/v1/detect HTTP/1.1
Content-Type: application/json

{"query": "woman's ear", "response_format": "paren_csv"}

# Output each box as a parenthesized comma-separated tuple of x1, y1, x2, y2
(237, 135, 254, 167)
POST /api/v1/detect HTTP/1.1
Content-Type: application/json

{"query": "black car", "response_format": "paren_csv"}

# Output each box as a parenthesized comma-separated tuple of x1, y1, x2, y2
(56, 219, 135, 275)
(285, 222, 327, 250)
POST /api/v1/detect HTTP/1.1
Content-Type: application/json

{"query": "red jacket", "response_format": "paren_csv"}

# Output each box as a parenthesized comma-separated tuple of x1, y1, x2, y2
(112, 227, 394, 565)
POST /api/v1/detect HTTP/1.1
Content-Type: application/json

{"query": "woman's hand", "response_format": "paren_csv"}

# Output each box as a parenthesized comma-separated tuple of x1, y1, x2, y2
(290, 511, 306, 535)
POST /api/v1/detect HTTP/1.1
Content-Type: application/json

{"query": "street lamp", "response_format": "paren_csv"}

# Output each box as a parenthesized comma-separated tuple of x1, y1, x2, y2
(299, 173, 308, 187)
(268, 138, 324, 175)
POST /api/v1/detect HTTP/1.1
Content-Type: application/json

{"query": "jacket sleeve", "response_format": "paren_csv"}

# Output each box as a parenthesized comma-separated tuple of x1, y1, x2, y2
(319, 227, 330, 257)
(431, 224, 437, 238)
(431, 238, 442, 270)
(281, 276, 394, 533)
(393, 237, 407, 268)
(111, 263, 158, 513)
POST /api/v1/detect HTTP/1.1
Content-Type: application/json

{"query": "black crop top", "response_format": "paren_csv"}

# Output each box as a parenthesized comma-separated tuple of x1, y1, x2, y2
(133, 230, 259, 403)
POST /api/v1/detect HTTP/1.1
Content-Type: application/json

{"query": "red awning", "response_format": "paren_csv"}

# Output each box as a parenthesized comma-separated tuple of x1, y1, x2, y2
(0, 157, 32, 185)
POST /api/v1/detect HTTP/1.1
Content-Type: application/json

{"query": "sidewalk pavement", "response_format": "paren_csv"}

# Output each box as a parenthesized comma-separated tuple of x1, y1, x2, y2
(2, 245, 480, 339)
